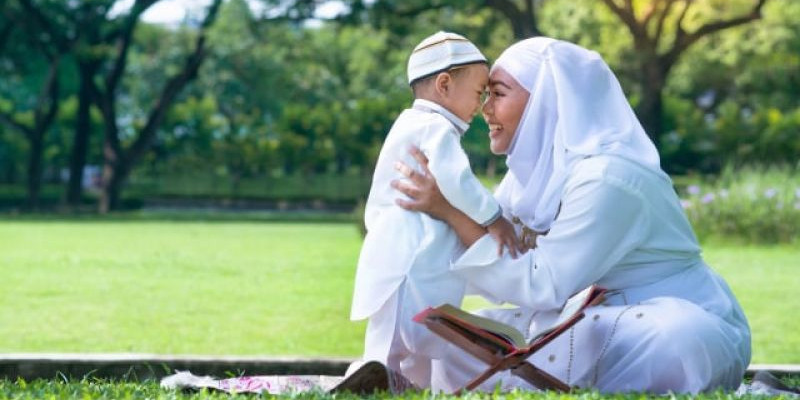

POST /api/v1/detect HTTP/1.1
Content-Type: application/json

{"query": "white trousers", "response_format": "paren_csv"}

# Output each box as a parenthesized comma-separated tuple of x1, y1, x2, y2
(356, 271, 466, 388)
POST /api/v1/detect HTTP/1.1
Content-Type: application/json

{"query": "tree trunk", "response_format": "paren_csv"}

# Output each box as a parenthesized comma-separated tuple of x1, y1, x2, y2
(509, 11, 540, 39)
(66, 62, 97, 207)
(25, 132, 44, 210)
(95, 0, 222, 213)
(98, 152, 127, 214)
(2, 55, 61, 211)
(485, 0, 542, 40)
(600, 0, 769, 149)
(635, 61, 666, 149)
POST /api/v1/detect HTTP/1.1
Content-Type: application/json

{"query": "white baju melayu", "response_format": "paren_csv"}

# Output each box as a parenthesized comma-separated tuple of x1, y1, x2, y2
(423, 38, 751, 394)
(350, 98, 501, 387)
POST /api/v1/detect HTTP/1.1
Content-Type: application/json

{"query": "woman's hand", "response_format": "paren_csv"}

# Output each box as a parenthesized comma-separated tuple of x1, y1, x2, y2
(394, 146, 490, 248)
(391, 146, 454, 221)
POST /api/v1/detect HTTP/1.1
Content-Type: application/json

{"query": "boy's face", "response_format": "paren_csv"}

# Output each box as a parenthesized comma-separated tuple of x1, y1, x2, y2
(444, 63, 489, 123)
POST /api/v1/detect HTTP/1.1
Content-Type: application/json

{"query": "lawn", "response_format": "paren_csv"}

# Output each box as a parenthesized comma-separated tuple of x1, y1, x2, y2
(0, 219, 798, 364)
(0, 219, 364, 357)
(4, 378, 800, 399)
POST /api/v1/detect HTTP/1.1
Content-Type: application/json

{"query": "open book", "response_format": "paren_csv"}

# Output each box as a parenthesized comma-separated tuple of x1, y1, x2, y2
(413, 285, 607, 354)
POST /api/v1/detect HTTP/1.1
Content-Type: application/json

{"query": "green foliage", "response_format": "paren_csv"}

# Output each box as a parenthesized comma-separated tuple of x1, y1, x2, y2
(127, 172, 370, 203)
(0, 129, 27, 183)
(668, 0, 800, 111)
(2, 0, 800, 208)
(660, 0, 800, 174)
(270, 24, 408, 175)
(661, 99, 800, 174)
(680, 165, 800, 244)
(540, 1, 630, 67)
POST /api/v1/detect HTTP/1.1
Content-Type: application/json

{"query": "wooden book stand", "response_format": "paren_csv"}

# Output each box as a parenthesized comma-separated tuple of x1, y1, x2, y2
(415, 285, 606, 393)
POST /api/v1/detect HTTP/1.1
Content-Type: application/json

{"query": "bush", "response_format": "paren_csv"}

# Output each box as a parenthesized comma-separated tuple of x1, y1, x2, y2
(680, 165, 800, 244)
(661, 99, 800, 175)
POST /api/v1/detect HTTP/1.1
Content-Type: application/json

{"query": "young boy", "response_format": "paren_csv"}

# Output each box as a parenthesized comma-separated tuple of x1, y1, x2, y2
(349, 31, 519, 387)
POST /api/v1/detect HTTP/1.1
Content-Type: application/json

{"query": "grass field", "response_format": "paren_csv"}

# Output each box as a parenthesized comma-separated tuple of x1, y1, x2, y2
(3, 378, 799, 399)
(0, 219, 798, 364)
(0, 220, 364, 357)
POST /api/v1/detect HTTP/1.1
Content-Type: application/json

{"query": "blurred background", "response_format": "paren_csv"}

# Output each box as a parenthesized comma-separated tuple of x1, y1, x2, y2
(0, 0, 797, 227)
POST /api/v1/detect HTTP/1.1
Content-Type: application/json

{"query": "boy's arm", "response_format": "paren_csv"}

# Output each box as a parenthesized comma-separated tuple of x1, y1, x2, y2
(421, 124, 500, 227)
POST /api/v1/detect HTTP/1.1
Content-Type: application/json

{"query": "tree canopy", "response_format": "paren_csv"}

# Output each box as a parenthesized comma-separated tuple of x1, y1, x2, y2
(0, 0, 797, 211)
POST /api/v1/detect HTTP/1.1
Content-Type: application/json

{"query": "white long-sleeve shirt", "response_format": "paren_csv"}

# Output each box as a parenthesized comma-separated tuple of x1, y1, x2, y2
(350, 99, 500, 320)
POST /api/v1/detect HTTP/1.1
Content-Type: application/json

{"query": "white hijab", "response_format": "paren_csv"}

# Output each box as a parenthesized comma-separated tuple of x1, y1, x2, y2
(493, 37, 668, 232)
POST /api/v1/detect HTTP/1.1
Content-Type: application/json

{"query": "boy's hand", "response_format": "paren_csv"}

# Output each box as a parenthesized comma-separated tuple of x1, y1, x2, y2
(486, 217, 524, 259)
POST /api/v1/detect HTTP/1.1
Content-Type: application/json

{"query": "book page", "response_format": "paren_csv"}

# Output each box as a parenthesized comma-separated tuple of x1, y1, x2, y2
(422, 286, 604, 349)
(528, 286, 599, 341)
(434, 304, 527, 348)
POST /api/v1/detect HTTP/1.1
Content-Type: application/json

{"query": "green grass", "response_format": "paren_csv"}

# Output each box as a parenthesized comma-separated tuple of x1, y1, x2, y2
(0, 220, 798, 365)
(0, 220, 364, 357)
(701, 240, 800, 364)
(0, 377, 798, 399)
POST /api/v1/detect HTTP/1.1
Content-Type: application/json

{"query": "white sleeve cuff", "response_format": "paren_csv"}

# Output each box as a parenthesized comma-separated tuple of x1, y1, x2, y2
(479, 207, 502, 227)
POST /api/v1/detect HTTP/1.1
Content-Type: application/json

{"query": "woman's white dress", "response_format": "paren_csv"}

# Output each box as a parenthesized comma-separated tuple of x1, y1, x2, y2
(429, 155, 751, 394)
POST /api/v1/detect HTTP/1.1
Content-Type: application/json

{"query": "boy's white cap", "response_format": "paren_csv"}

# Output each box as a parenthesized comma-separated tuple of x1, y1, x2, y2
(407, 31, 487, 85)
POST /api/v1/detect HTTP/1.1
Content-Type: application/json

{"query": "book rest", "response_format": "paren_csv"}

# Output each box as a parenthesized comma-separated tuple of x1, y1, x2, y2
(416, 285, 606, 393)
(421, 310, 583, 392)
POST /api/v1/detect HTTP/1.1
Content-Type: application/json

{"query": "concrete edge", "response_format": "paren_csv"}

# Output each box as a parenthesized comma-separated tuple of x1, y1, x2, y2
(748, 364, 800, 375)
(0, 354, 797, 381)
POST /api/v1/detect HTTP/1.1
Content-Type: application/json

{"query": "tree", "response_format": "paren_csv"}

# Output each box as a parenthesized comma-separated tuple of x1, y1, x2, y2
(0, 1, 64, 209)
(375, 0, 540, 39)
(337, 0, 542, 40)
(200, 0, 291, 183)
(16, 0, 128, 208)
(655, 0, 800, 172)
(599, 0, 769, 146)
(90, 0, 223, 212)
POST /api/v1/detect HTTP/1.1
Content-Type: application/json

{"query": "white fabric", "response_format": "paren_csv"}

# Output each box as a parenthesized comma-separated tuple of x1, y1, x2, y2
(407, 31, 487, 84)
(429, 155, 751, 394)
(412, 98, 469, 135)
(493, 37, 666, 233)
(350, 99, 501, 385)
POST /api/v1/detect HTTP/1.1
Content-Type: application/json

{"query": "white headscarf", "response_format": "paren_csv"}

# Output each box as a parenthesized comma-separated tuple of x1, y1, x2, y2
(493, 37, 668, 232)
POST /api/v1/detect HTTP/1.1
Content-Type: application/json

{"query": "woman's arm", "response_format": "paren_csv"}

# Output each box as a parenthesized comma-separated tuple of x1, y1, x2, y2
(432, 201, 487, 248)
(392, 147, 487, 247)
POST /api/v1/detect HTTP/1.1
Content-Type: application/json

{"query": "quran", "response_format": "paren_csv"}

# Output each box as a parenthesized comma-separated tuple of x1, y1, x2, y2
(413, 285, 607, 392)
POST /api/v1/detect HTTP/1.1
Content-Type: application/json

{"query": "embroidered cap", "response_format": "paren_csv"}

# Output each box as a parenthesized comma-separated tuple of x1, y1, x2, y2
(407, 31, 487, 85)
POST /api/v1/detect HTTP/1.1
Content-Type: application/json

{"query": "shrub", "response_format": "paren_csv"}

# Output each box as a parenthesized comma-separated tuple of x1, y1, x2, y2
(661, 99, 800, 176)
(680, 165, 800, 244)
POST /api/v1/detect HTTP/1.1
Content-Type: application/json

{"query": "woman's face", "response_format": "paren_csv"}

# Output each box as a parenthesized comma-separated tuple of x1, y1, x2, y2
(482, 67, 530, 155)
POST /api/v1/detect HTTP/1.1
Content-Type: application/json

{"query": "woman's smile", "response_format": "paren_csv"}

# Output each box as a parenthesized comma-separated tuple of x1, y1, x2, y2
(488, 124, 504, 138)
(483, 67, 529, 155)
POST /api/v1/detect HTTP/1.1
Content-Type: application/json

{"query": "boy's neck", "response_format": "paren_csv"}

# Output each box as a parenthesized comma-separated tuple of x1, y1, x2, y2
(412, 97, 470, 133)
(414, 95, 459, 119)
(415, 93, 444, 106)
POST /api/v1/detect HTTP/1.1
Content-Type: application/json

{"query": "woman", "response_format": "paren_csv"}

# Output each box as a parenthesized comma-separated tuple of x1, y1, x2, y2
(391, 37, 751, 393)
